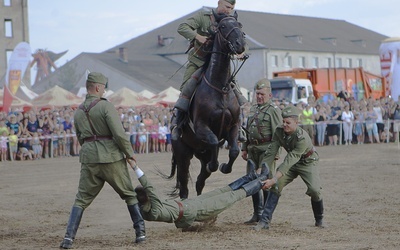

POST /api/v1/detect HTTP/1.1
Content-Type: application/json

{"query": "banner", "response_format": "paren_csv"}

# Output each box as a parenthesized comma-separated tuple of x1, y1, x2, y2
(3, 42, 32, 112)
(379, 37, 400, 102)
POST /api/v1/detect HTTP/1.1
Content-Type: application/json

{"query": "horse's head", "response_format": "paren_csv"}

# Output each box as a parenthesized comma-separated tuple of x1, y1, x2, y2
(212, 10, 246, 55)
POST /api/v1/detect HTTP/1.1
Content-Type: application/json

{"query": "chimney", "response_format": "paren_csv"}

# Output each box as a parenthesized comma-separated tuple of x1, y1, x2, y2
(118, 47, 128, 63)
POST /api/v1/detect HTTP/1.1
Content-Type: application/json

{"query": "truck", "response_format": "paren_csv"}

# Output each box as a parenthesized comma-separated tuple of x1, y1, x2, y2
(271, 67, 387, 104)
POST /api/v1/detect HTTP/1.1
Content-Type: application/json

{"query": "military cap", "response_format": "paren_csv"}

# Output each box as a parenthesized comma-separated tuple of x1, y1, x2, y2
(224, 0, 236, 5)
(255, 78, 271, 90)
(87, 72, 108, 86)
(281, 106, 301, 118)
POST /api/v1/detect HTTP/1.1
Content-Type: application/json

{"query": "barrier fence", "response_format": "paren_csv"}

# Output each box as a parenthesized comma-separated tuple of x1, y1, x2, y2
(2, 120, 399, 161)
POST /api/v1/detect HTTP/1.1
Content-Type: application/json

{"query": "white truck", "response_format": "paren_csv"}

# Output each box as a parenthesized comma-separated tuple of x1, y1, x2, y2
(270, 77, 314, 104)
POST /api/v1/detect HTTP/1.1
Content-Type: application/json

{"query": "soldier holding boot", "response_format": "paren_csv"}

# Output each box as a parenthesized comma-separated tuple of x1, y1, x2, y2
(172, 0, 248, 140)
(59, 72, 145, 249)
(129, 159, 269, 229)
(254, 106, 325, 231)
(241, 79, 282, 224)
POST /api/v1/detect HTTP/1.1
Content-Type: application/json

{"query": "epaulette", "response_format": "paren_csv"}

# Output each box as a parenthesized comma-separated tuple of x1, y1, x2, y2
(296, 129, 305, 140)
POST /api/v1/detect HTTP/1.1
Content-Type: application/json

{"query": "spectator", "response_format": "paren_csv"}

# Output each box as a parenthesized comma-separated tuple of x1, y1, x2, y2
(365, 105, 380, 144)
(7, 114, 22, 137)
(341, 104, 354, 145)
(18, 133, 33, 161)
(326, 106, 340, 146)
(8, 129, 18, 161)
(31, 131, 42, 159)
(372, 101, 385, 139)
(138, 123, 147, 154)
(314, 105, 327, 146)
(158, 122, 168, 153)
(1, 131, 8, 161)
(353, 113, 364, 144)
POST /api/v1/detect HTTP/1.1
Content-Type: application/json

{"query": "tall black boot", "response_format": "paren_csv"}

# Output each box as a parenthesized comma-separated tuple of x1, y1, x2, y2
(127, 204, 146, 243)
(311, 199, 325, 228)
(228, 159, 257, 190)
(60, 206, 84, 249)
(253, 192, 280, 231)
(244, 191, 263, 224)
(171, 109, 185, 141)
(242, 178, 264, 197)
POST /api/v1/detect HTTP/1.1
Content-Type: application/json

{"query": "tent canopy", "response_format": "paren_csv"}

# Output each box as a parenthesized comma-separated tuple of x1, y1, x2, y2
(108, 87, 156, 108)
(0, 88, 33, 111)
(31, 85, 83, 108)
(151, 86, 180, 106)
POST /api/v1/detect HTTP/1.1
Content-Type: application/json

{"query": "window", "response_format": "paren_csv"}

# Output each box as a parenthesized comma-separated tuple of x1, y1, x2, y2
(356, 59, 363, 67)
(5, 19, 13, 37)
(271, 55, 278, 67)
(298, 56, 306, 68)
(335, 58, 342, 67)
(326, 58, 332, 68)
(346, 58, 353, 68)
(284, 56, 292, 67)
(312, 57, 319, 68)
(3, 0, 11, 6)
(6, 49, 12, 68)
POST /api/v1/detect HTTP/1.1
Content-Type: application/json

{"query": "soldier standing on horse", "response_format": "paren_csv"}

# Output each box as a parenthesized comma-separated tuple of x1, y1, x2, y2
(241, 79, 282, 224)
(254, 106, 325, 231)
(59, 72, 145, 249)
(172, 0, 248, 140)
(128, 159, 269, 229)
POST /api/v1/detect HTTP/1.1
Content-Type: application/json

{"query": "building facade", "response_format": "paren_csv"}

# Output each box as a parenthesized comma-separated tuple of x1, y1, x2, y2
(0, 0, 29, 80)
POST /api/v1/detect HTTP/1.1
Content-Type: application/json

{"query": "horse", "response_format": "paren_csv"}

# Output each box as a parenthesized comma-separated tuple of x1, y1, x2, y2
(168, 11, 247, 199)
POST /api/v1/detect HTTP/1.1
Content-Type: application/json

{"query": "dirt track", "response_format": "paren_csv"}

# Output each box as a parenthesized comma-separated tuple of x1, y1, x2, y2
(1, 143, 400, 250)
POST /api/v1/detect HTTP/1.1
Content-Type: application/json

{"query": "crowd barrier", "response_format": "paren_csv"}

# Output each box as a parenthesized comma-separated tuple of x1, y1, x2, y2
(2, 120, 399, 161)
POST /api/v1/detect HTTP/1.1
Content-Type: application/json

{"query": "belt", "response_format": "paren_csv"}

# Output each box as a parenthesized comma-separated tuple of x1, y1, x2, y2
(175, 200, 184, 223)
(83, 135, 113, 143)
(302, 147, 315, 159)
(249, 136, 272, 145)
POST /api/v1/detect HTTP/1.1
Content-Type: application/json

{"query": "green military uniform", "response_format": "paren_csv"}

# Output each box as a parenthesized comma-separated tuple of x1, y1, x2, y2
(177, 7, 216, 89)
(254, 106, 324, 231)
(138, 174, 254, 229)
(73, 94, 138, 207)
(241, 79, 282, 223)
(265, 126, 320, 199)
(242, 99, 282, 174)
(60, 72, 145, 249)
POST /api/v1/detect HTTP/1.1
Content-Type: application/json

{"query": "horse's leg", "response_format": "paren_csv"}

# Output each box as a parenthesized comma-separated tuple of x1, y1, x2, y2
(196, 125, 219, 173)
(220, 125, 240, 174)
(195, 154, 212, 195)
(172, 139, 193, 199)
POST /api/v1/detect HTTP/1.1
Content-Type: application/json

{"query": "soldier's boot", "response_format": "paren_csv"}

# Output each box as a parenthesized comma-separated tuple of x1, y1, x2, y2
(253, 191, 280, 231)
(128, 204, 146, 243)
(311, 199, 325, 228)
(232, 80, 248, 106)
(60, 206, 84, 249)
(172, 68, 203, 141)
(244, 191, 263, 224)
(242, 178, 265, 197)
(228, 159, 257, 190)
(171, 109, 186, 141)
(244, 162, 270, 224)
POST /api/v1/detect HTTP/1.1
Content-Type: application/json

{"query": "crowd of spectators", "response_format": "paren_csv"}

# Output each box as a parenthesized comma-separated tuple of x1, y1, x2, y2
(1, 94, 399, 162)
(246, 94, 400, 147)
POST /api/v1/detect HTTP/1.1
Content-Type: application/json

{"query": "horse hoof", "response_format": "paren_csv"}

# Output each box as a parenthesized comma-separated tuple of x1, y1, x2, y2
(219, 163, 232, 174)
(206, 164, 218, 173)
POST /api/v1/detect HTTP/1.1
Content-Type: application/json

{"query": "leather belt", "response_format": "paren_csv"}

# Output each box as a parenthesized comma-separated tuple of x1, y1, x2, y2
(249, 136, 272, 145)
(175, 200, 184, 223)
(302, 147, 315, 159)
(83, 135, 113, 143)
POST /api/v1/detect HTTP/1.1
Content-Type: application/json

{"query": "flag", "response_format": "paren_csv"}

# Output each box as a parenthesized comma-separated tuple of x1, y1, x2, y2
(3, 42, 32, 113)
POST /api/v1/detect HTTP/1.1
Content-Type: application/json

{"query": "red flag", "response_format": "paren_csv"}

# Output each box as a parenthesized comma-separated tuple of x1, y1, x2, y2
(2, 85, 13, 113)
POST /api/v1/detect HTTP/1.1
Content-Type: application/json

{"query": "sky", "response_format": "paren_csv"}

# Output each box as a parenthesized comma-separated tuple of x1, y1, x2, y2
(28, 0, 399, 72)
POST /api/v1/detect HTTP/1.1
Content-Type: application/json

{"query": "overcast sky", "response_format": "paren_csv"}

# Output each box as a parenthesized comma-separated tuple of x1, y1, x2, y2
(28, 0, 398, 68)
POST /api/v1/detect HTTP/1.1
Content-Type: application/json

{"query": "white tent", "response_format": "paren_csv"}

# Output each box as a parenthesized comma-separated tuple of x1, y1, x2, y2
(152, 86, 180, 106)
(138, 89, 156, 99)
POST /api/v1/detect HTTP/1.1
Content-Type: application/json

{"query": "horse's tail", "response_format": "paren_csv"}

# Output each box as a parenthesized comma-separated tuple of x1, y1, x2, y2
(154, 153, 177, 180)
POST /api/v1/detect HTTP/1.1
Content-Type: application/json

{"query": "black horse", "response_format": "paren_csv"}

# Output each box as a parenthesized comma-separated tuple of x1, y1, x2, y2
(168, 11, 247, 199)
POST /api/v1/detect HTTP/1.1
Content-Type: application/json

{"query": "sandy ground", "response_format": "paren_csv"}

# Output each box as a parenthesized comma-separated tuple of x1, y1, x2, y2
(1, 143, 400, 250)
